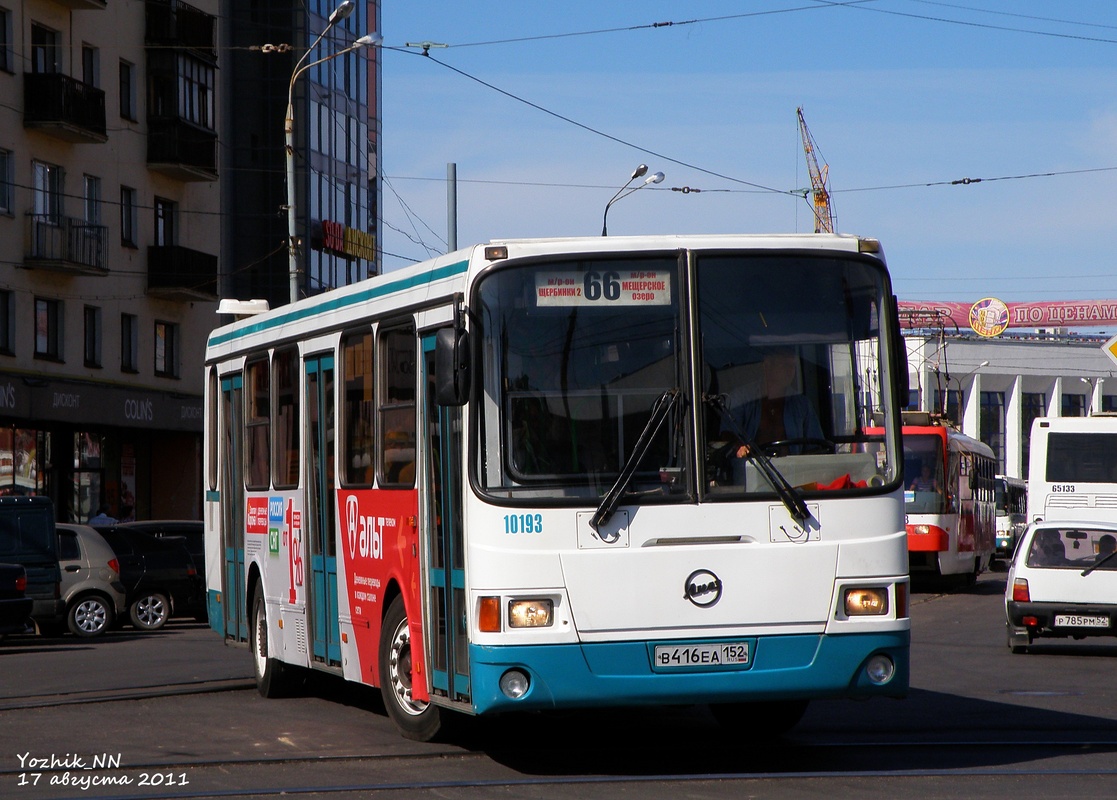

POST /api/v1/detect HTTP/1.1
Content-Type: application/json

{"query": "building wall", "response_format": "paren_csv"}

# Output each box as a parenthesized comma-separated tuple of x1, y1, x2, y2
(0, 0, 217, 521)
(906, 333, 1117, 480)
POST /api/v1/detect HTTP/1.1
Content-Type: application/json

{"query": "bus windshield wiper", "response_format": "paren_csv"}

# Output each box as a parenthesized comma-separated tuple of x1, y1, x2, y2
(590, 389, 681, 539)
(1081, 548, 1117, 576)
(706, 394, 811, 526)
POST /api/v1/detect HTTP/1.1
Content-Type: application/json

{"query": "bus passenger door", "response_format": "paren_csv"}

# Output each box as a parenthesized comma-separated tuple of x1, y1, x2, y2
(220, 375, 247, 642)
(305, 354, 341, 665)
(421, 333, 470, 704)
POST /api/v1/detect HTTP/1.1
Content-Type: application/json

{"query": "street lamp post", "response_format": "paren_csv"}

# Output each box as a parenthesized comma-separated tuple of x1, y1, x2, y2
(285, 0, 381, 303)
(601, 164, 665, 236)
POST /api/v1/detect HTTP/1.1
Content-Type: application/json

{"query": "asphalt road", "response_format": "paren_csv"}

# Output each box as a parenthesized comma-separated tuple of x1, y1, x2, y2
(2, 570, 1116, 799)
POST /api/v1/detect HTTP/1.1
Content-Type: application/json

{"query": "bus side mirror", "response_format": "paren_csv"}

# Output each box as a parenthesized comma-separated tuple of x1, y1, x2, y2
(435, 327, 471, 406)
(891, 295, 910, 403)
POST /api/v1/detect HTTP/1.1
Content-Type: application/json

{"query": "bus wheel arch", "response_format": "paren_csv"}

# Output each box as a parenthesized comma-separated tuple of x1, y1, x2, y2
(379, 593, 442, 741)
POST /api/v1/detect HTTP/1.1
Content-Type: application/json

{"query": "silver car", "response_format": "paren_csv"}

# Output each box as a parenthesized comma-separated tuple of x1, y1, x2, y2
(56, 524, 127, 638)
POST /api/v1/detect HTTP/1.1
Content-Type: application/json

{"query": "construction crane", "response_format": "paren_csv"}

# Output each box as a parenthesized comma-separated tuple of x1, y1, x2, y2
(796, 107, 834, 233)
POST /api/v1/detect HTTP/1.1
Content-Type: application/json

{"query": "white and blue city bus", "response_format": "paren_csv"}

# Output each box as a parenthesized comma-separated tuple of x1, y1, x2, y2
(204, 233, 910, 741)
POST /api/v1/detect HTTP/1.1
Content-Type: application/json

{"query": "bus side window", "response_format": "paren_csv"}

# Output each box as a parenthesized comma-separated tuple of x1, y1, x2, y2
(379, 323, 416, 486)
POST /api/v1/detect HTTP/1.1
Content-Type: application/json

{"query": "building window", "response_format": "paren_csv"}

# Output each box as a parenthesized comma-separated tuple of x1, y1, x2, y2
(1062, 393, 1086, 418)
(84, 176, 101, 225)
(30, 24, 59, 74)
(0, 149, 11, 214)
(178, 55, 215, 129)
(0, 9, 13, 73)
(154, 197, 175, 246)
(154, 321, 178, 378)
(81, 43, 99, 87)
(979, 391, 1006, 473)
(32, 161, 64, 222)
(34, 298, 62, 361)
(1021, 392, 1046, 474)
(0, 290, 13, 355)
(121, 313, 138, 372)
(84, 306, 101, 368)
(1103, 395, 1117, 413)
(119, 60, 136, 120)
(120, 186, 137, 246)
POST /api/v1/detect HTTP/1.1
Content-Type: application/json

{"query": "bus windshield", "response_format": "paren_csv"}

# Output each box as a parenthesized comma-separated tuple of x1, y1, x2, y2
(475, 250, 899, 502)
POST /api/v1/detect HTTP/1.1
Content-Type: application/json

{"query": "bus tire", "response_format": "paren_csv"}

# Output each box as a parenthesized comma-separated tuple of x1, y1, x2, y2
(379, 595, 442, 741)
(710, 699, 809, 738)
(252, 583, 299, 697)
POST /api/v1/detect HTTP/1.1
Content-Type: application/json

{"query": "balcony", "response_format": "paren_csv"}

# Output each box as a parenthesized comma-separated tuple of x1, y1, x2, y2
(24, 215, 109, 275)
(48, 0, 106, 10)
(147, 245, 218, 300)
(23, 73, 107, 143)
(146, 0, 216, 59)
(147, 117, 218, 181)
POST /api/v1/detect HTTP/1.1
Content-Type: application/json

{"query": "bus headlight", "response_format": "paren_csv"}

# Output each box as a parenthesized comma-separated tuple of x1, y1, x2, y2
(508, 599, 554, 628)
(844, 587, 889, 616)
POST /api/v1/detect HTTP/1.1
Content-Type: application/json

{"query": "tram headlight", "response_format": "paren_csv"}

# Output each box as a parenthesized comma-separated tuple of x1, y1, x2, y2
(508, 599, 554, 628)
(844, 587, 889, 616)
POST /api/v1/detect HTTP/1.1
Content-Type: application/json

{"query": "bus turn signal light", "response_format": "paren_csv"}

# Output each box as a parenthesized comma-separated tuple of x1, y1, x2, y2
(479, 597, 501, 632)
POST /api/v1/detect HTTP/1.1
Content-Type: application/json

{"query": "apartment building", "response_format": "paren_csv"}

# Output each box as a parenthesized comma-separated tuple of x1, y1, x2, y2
(0, 0, 219, 521)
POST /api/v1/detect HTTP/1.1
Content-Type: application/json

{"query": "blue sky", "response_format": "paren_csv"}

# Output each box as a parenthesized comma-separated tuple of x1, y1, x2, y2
(377, 2, 1117, 307)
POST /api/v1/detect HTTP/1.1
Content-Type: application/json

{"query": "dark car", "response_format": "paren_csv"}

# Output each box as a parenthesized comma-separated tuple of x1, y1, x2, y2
(94, 526, 205, 631)
(111, 520, 203, 570)
(0, 496, 63, 629)
(0, 563, 33, 639)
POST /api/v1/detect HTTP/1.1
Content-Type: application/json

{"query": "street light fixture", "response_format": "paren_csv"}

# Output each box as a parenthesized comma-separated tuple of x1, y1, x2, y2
(285, 1, 382, 303)
(601, 164, 665, 236)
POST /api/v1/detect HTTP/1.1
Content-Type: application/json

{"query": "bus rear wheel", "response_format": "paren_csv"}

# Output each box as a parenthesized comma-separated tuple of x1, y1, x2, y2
(379, 595, 442, 741)
(251, 583, 300, 697)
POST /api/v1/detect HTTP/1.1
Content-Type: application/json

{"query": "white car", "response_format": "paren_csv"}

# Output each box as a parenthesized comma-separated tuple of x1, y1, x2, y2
(1005, 520, 1117, 653)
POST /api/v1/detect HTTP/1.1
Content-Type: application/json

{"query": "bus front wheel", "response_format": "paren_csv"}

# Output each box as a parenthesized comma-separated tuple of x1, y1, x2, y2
(251, 583, 300, 697)
(379, 595, 442, 741)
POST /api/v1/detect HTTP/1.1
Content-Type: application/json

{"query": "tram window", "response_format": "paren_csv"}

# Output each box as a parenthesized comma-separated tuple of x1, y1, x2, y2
(245, 358, 270, 490)
(342, 330, 374, 486)
(273, 347, 300, 488)
(379, 324, 416, 486)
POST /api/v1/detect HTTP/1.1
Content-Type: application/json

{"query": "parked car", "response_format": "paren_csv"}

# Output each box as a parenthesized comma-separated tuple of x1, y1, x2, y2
(110, 520, 203, 571)
(0, 563, 33, 639)
(0, 496, 63, 630)
(1005, 520, 1117, 653)
(55, 524, 128, 638)
(94, 526, 205, 631)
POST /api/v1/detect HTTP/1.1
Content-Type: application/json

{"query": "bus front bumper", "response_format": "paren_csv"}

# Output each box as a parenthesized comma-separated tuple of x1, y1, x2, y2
(467, 631, 910, 715)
